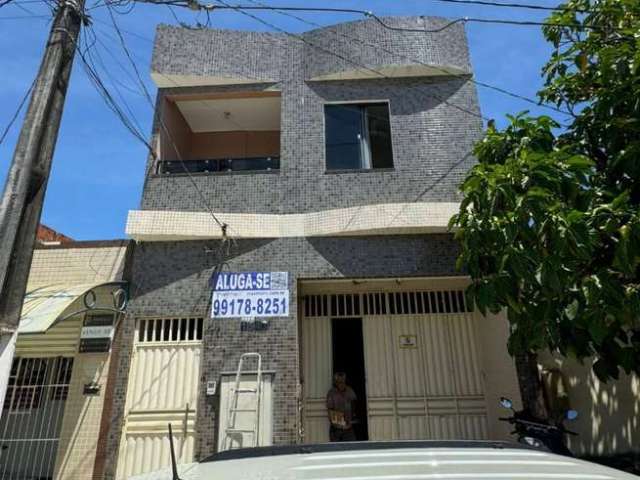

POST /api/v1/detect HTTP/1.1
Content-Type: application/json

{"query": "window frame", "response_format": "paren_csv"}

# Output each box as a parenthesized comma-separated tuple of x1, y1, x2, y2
(322, 99, 395, 173)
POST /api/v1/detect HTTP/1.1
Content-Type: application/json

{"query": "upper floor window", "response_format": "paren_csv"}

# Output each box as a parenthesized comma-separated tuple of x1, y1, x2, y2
(325, 102, 393, 171)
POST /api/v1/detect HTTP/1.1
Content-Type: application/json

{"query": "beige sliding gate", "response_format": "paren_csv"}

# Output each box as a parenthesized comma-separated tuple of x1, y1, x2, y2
(116, 317, 203, 480)
(301, 288, 488, 442)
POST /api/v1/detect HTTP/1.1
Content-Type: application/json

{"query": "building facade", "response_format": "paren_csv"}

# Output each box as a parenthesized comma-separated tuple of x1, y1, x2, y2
(105, 17, 526, 479)
(0, 239, 131, 480)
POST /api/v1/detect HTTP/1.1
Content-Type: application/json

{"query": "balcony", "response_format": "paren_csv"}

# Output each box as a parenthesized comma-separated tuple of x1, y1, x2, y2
(157, 91, 281, 175)
(157, 156, 279, 175)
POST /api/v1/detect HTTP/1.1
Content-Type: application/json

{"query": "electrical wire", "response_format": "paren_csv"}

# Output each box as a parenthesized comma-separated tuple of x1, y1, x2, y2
(4, 0, 53, 4)
(83, 29, 147, 134)
(0, 76, 36, 146)
(104, 3, 228, 232)
(92, 16, 154, 42)
(211, 0, 489, 122)
(93, 35, 149, 96)
(77, 43, 152, 148)
(132, 1, 625, 34)
(242, 0, 571, 117)
(0, 13, 49, 17)
(12, 2, 37, 15)
(428, 0, 596, 14)
(207, 0, 489, 233)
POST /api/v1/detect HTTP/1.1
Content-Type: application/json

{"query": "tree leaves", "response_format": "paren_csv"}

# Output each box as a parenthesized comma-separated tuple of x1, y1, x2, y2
(452, 0, 640, 384)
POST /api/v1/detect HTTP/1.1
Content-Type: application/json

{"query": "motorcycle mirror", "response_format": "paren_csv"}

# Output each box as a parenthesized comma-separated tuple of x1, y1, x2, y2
(566, 409, 578, 421)
(499, 397, 513, 410)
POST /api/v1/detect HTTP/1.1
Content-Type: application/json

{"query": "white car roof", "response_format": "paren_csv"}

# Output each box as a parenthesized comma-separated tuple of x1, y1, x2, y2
(129, 441, 638, 480)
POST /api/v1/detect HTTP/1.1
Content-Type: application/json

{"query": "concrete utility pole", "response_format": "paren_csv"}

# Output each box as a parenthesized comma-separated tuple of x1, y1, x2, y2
(0, 0, 86, 412)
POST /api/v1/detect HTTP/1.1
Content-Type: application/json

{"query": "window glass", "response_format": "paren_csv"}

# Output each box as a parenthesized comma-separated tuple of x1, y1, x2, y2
(325, 104, 364, 170)
(325, 103, 393, 171)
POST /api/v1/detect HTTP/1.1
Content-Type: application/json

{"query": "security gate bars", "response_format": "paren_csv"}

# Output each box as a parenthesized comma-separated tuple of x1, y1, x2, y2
(0, 356, 74, 480)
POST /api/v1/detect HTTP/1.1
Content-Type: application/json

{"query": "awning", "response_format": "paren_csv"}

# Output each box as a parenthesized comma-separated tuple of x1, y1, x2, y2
(19, 282, 120, 334)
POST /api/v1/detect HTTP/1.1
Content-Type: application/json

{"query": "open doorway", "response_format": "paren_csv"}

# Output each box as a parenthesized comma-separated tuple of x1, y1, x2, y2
(331, 318, 368, 441)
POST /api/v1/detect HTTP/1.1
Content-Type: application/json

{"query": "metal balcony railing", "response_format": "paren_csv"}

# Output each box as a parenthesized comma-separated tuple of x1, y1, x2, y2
(156, 156, 280, 175)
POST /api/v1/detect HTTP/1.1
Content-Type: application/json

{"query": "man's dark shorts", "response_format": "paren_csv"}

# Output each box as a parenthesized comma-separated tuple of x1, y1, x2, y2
(329, 426, 356, 442)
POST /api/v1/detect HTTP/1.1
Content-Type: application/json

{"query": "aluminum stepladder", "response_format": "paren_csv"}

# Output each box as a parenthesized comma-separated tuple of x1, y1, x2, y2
(223, 352, 262, 450)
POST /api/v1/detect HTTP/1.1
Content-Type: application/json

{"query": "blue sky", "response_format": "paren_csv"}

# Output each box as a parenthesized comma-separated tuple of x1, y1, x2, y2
(0, 0, 564, 240)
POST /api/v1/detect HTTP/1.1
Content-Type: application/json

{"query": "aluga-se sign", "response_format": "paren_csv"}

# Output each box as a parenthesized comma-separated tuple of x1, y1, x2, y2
(211, 272, 289, 318)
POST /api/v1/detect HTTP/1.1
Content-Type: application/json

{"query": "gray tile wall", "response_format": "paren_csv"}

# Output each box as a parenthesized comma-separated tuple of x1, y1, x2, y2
(105, 17, 481, 477)
(142, 17, 481, 214)
(103, 234, 463, 478)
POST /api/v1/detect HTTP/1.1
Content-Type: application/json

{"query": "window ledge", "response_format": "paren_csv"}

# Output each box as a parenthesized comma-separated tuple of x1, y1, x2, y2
(324, 168, 395, 175)
(150, 169, 281, 178)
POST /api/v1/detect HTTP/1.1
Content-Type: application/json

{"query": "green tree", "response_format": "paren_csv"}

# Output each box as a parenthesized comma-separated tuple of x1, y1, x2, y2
(451, 0, 640, 419)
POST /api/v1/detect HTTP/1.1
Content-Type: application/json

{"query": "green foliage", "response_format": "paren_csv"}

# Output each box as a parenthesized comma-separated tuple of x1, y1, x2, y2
(451, 0, 640, 381)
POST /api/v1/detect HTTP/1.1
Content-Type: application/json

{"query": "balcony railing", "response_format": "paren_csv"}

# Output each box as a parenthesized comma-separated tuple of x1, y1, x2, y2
(156, 156, 280, 175)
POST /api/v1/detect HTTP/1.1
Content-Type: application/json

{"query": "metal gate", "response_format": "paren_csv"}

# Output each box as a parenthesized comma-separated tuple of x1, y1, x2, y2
(116, 317, 202, 480)
(301, 289, 488, 442)
(0, 356, 74, 480)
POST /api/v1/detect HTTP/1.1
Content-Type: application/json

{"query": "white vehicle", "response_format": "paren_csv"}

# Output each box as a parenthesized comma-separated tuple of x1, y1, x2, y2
(129, 440, 639, 480)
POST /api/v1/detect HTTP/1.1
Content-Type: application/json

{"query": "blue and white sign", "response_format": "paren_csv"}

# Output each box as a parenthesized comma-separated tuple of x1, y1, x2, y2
(211, 272, 289, 318)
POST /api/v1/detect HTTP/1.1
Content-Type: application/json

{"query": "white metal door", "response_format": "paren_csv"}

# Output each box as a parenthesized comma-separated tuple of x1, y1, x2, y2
(116, 318, 202, 480)
(363, 313, 488, 440)
(301, 289, 489, 442)
(301, 316, 332, 443)
(217, 373, 273, 451)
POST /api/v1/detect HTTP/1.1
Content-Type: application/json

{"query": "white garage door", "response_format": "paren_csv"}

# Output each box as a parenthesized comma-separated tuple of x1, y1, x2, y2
(301, 289, 488, 442)
(116, 317, 202, 480)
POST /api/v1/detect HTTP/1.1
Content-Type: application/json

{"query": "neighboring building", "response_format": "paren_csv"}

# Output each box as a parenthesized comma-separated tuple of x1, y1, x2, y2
(36, 224, 74, 245)
(0, 239, 131, 480)
(105, 16, 638, 480)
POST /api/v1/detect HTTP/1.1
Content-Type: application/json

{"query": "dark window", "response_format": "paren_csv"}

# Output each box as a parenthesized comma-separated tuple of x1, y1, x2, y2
(3, 357, 74, 411)
(325, 103, 393, 170)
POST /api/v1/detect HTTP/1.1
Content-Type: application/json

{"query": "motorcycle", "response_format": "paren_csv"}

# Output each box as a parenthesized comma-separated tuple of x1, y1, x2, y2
(498, 396, 578, 456)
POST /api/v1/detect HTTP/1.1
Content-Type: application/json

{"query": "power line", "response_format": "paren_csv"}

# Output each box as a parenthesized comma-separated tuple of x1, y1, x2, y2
(0, 13, 49, 18)
(0, 77, 36, 146)
(205, 0, 487, 233)
(211, 0, 489, 122)
(133, 1, 624, 34)
(3, 0, 51, 4)
(93, 22, 255, 132)
(84, 30, 147, 133)
(92, 16, 154, 42)
(242, 0, 571, 117)
(104, 3, 228, 232)
(428, 0, 596, 14)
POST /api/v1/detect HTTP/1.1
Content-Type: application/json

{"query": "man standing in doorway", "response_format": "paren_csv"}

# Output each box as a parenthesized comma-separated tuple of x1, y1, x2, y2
(326, 372, 357, 442)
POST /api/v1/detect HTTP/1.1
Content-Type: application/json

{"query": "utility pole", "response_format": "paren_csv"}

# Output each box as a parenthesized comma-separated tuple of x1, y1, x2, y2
(0, 0, 86, 412)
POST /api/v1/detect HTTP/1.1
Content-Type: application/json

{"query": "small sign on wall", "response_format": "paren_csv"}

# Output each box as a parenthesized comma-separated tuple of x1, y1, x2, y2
(79, 314, 115, 353)
(81, 326, 114, 339)
(399, 334, 418, 349)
